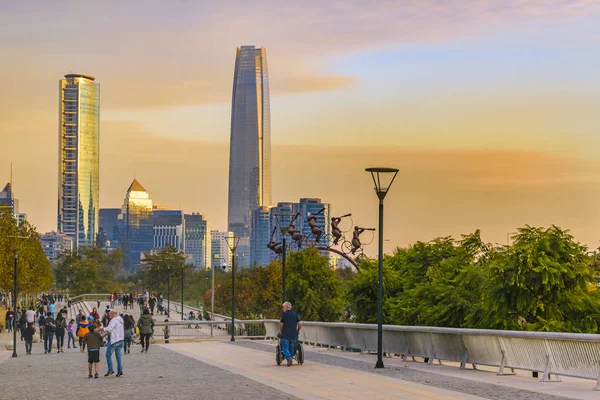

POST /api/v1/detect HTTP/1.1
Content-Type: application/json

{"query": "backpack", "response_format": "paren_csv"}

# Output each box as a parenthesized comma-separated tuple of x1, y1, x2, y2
(77, 324, 89, 338)
(45, 319, 56, 332)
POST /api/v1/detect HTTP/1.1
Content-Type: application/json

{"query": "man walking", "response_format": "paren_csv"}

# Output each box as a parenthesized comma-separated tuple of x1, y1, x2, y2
(280, 302, 302, 367)
(96, 310, 125, 377)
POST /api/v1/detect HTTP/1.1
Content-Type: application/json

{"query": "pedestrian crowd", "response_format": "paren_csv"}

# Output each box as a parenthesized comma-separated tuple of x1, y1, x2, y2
(4, 291, 168, 379)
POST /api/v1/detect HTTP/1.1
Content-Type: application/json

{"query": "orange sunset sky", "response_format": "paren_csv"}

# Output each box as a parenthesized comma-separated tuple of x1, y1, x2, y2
(1, 1, 599, 254)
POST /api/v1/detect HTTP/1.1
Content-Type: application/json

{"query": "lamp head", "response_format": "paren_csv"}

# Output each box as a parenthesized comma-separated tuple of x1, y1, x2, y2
(365, 167, 399, 200)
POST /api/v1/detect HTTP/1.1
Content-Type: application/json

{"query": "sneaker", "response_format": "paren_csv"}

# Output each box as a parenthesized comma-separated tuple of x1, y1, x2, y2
(44, 351, 47, 354)
(57, 350, 60, 354)
(287, 359, 292, 367)
(94, 373, 98, 379)
(116, 373, 123, 377)
(104, 372, 114, 377)
(89, 374, 93, 379)
(141, 349, 144, 353)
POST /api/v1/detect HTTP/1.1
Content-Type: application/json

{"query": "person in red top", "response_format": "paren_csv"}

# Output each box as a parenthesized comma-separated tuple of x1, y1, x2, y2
(90, 307, 100, 321)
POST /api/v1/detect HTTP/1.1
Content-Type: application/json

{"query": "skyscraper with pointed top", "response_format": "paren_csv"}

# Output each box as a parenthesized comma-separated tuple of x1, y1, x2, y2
(119, 178, 153, 271)
(227, 46, 272, 240)
(57, 73, 100, 247)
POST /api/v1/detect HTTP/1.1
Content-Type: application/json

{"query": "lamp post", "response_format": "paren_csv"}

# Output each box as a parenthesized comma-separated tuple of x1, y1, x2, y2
(365, 167, 399, 369)
(167, 265, 171, 318)
(8, 234, 29, 358)
(224, 236, 241, 342)
(273, 213, 297, 303)
(181, 265, 185, 320)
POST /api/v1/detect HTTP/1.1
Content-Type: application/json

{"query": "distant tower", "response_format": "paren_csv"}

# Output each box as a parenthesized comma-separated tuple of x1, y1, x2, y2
(119, 179, 153, 270)
(227, 45, 272, 238)
(57, 74, 100, 248)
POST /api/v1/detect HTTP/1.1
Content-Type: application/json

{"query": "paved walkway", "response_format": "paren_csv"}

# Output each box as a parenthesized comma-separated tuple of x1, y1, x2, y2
(0, 338, 297, 400)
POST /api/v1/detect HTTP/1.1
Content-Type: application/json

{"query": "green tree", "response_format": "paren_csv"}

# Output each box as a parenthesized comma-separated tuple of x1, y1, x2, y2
(54, 246, 122, 295)
(286, 248, 343, 321)
(0, 208, 53, 298)
(142, 246, 188, 300)
(470, 225, 600, 332)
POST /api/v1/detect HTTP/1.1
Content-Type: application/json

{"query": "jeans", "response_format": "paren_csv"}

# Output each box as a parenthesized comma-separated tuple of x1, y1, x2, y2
(106, 340, 124, 374)
(55, 331, 64, 350)
(141, 333, 151, 350)
(44, 332, 54, 352)
(124, 336, 132, 351)
(67, 332, 76, 348)
(6, 320, 12, 332)
(281, 338, 295, 360)
(20, 326, 25, 341)
(25, 339, 32, 354)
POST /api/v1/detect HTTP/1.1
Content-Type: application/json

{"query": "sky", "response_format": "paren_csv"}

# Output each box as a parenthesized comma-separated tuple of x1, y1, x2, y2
(1, 0, 599, 254)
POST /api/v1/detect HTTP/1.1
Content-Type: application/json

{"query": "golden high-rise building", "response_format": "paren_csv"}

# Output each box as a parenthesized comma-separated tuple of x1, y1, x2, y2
(57, 74, 100, 248)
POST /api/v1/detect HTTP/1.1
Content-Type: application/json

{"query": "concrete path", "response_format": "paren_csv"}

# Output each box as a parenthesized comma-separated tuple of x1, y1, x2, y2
(0, 337, 297, 400)
(168, 341, 487, 400)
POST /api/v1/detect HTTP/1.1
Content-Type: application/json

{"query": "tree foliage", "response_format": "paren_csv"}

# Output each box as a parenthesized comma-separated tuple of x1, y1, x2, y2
(286, 248, 344, 321)
(0, 208, 53, 295)
(54, 246, 122, 295)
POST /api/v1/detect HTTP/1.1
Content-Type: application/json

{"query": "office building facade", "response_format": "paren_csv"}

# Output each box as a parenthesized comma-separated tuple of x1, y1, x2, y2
(227, 45, 272, 239)
(211, 230, 233, 271)
(57, 73, 100, 248)
(153, 210, 185, 252)
(119, 179, 154, 270)
(99, 208, 120, 248)
(250, 206, 273, 267)
(41, 231, 73, 264)
(184, 213, 211, 270)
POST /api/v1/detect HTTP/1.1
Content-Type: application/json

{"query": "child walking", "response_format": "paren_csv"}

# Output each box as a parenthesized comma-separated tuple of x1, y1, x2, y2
(67, 319, 77, 349)
(84, 321, 102, 379)
(23, 323, 35, 355)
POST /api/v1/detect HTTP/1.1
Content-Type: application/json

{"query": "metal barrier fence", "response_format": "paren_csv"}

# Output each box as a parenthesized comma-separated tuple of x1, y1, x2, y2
(262, 320, 600, 387)
(154, 320, 267, 341)
(69, 295, 600, 387)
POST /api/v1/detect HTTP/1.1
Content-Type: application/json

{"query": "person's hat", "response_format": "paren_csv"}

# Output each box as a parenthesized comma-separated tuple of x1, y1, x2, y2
(87, 316, 93, 320)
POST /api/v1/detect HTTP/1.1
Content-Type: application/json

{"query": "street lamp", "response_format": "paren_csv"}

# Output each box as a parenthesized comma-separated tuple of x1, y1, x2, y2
(180, 264, 185, 320)
(365, 167, 399, 369)
(8, 234, 29, 358)
(273, 213, 298, 303)
(224, 236, 241, 342)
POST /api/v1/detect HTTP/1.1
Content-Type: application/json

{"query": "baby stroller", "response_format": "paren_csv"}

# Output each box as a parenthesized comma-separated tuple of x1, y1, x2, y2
(275, 334, 304, 366)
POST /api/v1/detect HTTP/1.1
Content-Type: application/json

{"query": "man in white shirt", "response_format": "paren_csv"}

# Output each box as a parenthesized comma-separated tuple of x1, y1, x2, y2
(96, 311, 125, 377)
(25, 306, 36, 324)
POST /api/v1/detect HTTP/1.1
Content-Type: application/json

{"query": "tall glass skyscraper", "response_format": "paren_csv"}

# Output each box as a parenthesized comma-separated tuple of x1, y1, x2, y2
(119, 179, 153, 271)
(57, 74, 100, 248)
(227, 46, 272, 240)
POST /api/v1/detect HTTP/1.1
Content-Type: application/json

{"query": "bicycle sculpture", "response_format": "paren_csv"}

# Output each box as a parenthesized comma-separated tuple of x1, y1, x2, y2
(266, 211, 375, 269)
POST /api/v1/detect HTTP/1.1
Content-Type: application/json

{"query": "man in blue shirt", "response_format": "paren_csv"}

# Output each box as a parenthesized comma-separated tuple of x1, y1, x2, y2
(280, 302, 302, 366)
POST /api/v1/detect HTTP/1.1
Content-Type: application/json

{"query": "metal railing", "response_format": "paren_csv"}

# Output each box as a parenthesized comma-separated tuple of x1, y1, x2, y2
(154, 320, 267, 341)
(262, 320, 600, 388)
(69, 294, 600, 388)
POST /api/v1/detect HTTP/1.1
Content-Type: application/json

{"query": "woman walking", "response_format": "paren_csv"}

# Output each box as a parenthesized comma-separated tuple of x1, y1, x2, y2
(55, 311, 66, 353)
(137, 309, 154, 353)
(123, 314, 133, 354)
(90, 307, 100, 321)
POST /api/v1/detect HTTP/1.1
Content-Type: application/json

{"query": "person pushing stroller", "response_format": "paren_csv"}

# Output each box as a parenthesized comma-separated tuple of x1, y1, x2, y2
(280, 302, 302, 367)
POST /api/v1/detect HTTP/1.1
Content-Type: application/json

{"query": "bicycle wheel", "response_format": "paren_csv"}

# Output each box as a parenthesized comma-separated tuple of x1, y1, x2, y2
(322, 234, 334, 248)
(341, 241, 353, 255)
(297, 342, 304, 365)
(276, 344, 282, 365)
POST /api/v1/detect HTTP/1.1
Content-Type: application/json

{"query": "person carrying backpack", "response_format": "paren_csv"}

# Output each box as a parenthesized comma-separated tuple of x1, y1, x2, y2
(77, 316, 91, 352)
(44, 312, 56, 354)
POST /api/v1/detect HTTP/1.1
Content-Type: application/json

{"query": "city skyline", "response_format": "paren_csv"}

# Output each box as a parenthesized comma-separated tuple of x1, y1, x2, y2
(1, 2, 599, 253)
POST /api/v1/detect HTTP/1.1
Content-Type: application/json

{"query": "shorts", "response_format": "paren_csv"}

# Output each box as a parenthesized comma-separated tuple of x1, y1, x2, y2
(88, 350, 100, 363)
